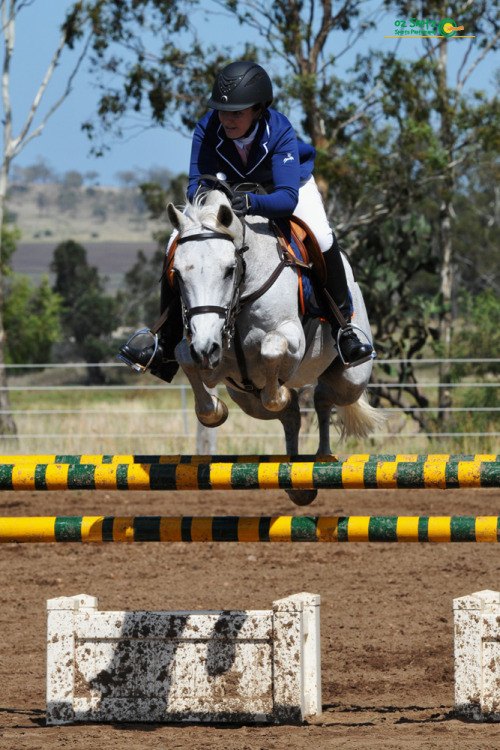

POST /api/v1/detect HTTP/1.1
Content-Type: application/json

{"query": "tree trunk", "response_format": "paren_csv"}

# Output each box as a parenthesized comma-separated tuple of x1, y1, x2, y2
(436, 36, 454, 423)
(438, 197, 453, 419)
(0, 167, 18, 437)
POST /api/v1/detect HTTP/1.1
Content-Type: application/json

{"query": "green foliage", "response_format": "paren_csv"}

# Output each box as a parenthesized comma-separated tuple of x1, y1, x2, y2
(50, 240, 119, 367)
(3, 275, 62, 365)
(116, 248, 165, 328)
(453, 161, 500, 295)
(450, 291, 500, 377)
(116, 174, 188, 330)
(1, 221, 21, 273)
(419, 290, 500, 440)
(353, 211, 439, 359)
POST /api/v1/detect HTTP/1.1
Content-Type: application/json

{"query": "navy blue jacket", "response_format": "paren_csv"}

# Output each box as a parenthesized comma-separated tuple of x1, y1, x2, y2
(187, 108, 316, 218)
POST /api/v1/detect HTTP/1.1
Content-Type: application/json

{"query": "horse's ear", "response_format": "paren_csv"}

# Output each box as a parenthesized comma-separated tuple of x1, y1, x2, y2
(217, 204, 234, 228)
(167, 202, 184, 230)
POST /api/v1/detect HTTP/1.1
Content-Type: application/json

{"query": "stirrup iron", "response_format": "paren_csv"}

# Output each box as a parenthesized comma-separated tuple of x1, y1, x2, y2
(117, 328, 159, 372)
(336, 323, 377, 369)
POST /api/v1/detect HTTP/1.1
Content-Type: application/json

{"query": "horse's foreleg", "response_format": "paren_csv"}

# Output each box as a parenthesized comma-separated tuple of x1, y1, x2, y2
(259, 331, 292, 412)
(177, 341, 228, 427)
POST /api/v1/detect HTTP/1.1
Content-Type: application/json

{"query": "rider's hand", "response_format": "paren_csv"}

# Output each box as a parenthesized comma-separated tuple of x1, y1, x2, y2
(231, 193, 252, 217)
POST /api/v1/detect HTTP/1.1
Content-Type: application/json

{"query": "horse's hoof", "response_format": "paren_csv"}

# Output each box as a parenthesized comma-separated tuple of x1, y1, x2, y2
(261, 385, 291, 412)
(286, 489, 318, 507)
(196, 396, 228, 427)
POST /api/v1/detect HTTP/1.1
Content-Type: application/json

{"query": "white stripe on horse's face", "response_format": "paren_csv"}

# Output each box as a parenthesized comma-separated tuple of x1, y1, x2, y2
(174, 239, 238, 370)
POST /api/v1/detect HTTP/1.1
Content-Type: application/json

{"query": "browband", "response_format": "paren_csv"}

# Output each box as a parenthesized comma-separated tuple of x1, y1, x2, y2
(176, 231, 234, 245)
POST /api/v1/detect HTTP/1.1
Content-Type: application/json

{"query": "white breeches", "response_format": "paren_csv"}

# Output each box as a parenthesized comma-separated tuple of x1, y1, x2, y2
(294, 175, 333, 253)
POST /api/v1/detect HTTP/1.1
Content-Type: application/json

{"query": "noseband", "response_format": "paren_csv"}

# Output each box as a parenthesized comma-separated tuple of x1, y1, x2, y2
(176, 227, 248, 346)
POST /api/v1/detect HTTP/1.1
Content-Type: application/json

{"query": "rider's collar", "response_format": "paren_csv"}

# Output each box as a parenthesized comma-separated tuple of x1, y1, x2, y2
(233, 122, 259, 150)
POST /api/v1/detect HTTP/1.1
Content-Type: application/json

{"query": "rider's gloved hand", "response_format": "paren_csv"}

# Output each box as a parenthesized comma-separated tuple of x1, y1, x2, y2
(231, 192, 252, 217)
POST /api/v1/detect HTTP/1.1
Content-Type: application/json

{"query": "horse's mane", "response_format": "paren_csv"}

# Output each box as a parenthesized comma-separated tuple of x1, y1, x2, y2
(183, 192, 237, 240)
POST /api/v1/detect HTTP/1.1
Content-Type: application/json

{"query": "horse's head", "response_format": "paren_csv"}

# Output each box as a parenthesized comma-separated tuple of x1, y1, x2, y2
(167, 191, 246, 370)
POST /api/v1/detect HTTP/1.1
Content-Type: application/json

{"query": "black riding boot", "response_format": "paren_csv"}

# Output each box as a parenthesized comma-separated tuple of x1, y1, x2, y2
(322, 238, 375, 367)
(119, 273, 183, 383)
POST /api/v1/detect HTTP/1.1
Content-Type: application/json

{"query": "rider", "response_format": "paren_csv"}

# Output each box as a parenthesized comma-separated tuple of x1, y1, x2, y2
(120, 60, 375, 380)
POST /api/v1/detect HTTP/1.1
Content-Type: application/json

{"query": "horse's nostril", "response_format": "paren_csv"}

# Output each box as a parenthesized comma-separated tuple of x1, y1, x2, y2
(206, 342, 221, 368)
(190, 343, 202, 364)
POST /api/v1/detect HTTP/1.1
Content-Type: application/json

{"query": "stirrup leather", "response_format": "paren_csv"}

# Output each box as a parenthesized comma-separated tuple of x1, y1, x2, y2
(117, 329, 159, 372)
(336, 324, 377, 369)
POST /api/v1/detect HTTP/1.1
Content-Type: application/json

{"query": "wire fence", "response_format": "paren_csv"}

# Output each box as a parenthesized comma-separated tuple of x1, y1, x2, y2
(1, 358, 498, 455)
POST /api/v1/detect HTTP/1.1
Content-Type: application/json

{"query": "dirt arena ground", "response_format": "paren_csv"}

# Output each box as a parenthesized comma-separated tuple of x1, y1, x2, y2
(2, 484, 500, 749)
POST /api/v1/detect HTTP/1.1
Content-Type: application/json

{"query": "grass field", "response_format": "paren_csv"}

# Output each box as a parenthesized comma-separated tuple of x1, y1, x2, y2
(2, 363, 496, 457)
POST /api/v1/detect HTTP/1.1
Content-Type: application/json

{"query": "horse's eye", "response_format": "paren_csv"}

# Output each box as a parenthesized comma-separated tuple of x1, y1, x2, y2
(224, 265, 236, 279)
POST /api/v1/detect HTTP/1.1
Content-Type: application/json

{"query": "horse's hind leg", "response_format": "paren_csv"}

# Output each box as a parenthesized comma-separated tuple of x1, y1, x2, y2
(315, 356, 381, 446)
(314, 379, 337, 455)
(279, 390, 318, 507)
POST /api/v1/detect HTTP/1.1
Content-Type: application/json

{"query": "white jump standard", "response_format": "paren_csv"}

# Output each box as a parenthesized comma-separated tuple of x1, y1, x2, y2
(46, 592, 321, 725)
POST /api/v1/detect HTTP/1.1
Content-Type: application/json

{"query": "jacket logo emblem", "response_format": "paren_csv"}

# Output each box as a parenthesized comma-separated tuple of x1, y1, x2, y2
(283, 153, 295, 164)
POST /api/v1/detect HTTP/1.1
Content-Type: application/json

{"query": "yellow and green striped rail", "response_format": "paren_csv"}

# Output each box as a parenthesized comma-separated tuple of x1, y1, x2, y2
(0, 453, 497, 465)
(0, 458, 498, 491)
(2, 516, 500, 543)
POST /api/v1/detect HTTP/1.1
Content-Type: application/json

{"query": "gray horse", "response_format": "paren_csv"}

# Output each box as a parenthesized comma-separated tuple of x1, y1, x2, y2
(168, 191, 383, 505)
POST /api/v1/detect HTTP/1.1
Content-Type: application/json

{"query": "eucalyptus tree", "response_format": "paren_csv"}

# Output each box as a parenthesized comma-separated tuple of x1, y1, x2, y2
(77, 0, 500, 428)
(0, 0, 92, 434)
(378, 0, 500, 415)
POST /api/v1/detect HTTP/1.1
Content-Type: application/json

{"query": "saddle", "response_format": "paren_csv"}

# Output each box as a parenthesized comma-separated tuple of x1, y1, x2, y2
(271, 216, 328, 318)
(275, 215, 327, 285)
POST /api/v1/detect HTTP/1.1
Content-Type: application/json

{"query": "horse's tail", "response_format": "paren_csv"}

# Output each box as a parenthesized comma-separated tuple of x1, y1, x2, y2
(336, 392, 386, 441)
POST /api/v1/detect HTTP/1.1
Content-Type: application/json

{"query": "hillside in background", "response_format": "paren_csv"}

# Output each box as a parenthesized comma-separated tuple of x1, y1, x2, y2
(7, 181, 167, 292)
(7, 181, 165, 243)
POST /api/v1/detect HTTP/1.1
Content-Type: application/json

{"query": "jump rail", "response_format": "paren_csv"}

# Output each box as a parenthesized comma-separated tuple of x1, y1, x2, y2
(0, 454, 498, 465)
(0, 459, 498, 491)
(2, 516, 500, 543)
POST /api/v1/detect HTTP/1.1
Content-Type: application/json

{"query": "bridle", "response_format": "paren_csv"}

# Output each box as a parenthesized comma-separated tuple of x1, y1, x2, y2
(176, 176, 304, 374)
(175, 226, 248, 348)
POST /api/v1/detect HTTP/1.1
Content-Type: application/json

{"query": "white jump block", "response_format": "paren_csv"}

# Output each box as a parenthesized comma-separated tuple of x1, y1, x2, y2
(47, 592, 321, 725)
(454, 589, 500, 720)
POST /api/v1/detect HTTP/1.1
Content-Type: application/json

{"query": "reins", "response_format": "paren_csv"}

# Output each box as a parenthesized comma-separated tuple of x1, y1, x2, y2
(239, 222, 311, 307)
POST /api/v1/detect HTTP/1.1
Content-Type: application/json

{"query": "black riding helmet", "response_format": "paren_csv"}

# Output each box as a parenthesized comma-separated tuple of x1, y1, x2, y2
(207, 61, 273, 111)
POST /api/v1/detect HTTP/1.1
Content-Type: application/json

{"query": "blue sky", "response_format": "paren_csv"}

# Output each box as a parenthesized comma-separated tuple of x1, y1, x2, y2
(4, 1, 499, 187)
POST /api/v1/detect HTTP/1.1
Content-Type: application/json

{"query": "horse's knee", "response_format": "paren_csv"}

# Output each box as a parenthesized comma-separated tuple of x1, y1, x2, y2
(261, 331, 288, 363)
